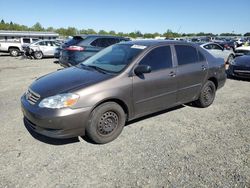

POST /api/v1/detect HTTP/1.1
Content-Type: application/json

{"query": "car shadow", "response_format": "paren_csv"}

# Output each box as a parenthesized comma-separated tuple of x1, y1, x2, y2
(23, 105, 185, 145)
(0, 53, 10, 56)
(126, 105, 185, 126)
(23, 119, 80, 145)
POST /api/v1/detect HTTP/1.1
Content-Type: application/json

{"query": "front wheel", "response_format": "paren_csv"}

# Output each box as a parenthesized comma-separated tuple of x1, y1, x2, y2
(194, 81, 216, 108)
(33, 51, 43, 59)
(86, 102, 126, 144)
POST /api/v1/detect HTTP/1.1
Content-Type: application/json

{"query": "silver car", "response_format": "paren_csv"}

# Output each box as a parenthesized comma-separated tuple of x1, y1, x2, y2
(24, 40, 61, 59)
(200, 42, 235, 64)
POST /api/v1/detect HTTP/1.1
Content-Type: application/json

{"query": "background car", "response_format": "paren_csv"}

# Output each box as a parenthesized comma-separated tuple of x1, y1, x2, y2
(227, 55, 250, 79)
(24, 40, 61, 59)
(215, 40, 237, 52)
(235, 46, 250, 56)
(59, 35, 129, 67)
(200, 42, 235, 64)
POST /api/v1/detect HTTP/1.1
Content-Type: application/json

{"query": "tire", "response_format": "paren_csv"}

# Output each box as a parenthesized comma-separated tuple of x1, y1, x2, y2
(86, 102, 126, 144)
(33, 51, 43, 59)
(194, 81, 216, 108)
(9, 48, 20, 57)
(227, 54, 234, 64)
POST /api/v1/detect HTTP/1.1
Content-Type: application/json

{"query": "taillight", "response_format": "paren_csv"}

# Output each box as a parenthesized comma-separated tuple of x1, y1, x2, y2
(65, 46, 85, 51)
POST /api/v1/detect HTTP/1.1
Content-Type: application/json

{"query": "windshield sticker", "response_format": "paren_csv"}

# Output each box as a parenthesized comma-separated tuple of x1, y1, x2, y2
(131, 45, 147, 49)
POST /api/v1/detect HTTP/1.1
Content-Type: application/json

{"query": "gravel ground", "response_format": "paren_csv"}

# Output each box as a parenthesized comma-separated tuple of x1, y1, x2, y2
(0, 54, 249, 188)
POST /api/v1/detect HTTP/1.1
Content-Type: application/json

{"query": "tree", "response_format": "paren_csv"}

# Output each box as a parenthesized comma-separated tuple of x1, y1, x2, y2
(1, 19, 5, 24)
(109, 30, 116, 35)
(46, 27, 55, 32)
(143, 33, 154, 38)
(98, 30, 108, 35)
(244, 32, 250, 37)
(32, 22, 44, 31)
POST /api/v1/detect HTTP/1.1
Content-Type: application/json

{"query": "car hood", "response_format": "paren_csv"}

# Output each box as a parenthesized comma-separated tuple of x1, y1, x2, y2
(234, 55, 250, 67)
(30, 66, 112, 97)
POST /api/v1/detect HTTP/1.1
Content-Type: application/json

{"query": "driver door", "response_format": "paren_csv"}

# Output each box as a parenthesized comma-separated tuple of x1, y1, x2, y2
(132, 45, 177, 117)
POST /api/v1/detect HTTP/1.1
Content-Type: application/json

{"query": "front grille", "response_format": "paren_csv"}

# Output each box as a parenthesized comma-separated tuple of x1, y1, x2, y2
(26, 89, 40, 105)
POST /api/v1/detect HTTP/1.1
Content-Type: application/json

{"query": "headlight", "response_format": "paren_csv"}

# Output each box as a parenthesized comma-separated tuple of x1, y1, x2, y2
(39, 93, 79, 109)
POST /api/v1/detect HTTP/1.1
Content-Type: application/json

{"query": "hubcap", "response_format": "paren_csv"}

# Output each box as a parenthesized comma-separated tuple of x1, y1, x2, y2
(97, 111, 118, 135)
(36, 52, 42, 58)
(203, 86, 213, 104)
(12, 50, 18, 56)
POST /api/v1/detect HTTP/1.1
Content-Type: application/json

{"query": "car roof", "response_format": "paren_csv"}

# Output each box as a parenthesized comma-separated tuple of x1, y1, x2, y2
(121, 40, 195, 47)
(73, 34, 125, 39)
(200, 42, 222, 47)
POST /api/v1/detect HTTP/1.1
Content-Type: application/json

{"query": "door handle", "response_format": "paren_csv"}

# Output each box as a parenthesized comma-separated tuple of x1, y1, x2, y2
(201, 65, 207, 71)
(169, 71, 176, 77)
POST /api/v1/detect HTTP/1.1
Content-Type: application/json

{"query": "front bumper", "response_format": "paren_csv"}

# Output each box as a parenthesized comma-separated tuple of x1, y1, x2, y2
(21, 95, 92, 139)
(227, 65, 250, 79)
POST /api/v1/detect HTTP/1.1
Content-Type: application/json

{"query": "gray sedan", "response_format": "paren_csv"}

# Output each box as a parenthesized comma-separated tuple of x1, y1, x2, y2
(21, 40, 226, 144)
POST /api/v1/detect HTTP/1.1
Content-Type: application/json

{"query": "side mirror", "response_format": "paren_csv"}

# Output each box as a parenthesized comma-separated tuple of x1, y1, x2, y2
(134, 65, 151, 75)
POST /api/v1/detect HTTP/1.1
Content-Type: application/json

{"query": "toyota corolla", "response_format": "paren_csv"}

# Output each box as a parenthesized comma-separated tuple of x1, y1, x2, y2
(21, 40, 226, 144)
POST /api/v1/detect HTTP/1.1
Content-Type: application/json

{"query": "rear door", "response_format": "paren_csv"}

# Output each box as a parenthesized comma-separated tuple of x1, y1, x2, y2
(174, 45, 208, 104)
(132, 45, 178, 117)
(39, 41, 55, 56)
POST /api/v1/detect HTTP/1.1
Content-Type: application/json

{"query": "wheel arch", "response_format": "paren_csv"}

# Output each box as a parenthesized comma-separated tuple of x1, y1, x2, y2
(91, 98, 130, 121)
(208, 77, 218, 89)
(8, 46, 20, 51)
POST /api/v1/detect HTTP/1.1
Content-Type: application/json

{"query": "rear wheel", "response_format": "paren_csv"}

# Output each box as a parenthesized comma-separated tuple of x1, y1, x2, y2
(86, 102, 126, 144)
(9, 48, 20, 57)
(34, 51, 43, 59)
(194, 81, 216, 108)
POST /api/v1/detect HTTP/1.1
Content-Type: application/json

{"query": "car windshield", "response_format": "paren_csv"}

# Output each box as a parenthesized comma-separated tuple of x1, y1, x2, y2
(80, 44, 145, 74)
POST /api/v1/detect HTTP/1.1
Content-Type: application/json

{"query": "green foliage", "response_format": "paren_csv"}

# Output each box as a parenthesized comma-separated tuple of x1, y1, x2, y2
(0, 19, 246, 38)
(32, 22, 44, 31)
(244, 32, 250, 36)
(163, 29, 181, 38)
(220, 33, 242, 36)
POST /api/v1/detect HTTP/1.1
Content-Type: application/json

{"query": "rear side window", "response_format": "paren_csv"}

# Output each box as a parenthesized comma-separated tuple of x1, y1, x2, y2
(91, 38, 120, 48)
(175, 45, 198, 65)
(139, 46, 172, 71)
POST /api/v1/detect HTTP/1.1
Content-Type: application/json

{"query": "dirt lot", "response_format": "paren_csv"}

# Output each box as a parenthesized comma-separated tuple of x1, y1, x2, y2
(0, 54, 249, 187)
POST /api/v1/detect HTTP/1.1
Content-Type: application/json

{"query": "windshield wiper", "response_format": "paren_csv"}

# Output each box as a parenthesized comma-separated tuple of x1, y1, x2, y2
(85, 65, 109, 74)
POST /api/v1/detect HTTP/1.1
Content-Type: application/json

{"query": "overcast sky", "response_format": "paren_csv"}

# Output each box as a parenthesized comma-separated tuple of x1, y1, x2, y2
(1, 0, 250, 34)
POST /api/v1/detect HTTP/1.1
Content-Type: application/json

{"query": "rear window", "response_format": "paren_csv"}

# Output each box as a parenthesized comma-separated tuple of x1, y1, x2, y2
(175, 45, 198, 65)
(91, 38, 120, 48)
(23, 38, 31, 43)
(65, 36, 85, 46)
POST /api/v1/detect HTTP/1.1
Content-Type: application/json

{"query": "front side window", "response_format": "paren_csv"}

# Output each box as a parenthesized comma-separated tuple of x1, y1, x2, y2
(38, 41, 46, 46)
(139, 46, 172, 71)
(175, 45, 198, 65)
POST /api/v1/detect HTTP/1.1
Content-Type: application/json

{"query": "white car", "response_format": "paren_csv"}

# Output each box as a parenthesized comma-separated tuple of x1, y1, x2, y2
(200, 42, 235, 64)
(235, 46, 250, 56)
(24, 40, 61, 59)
